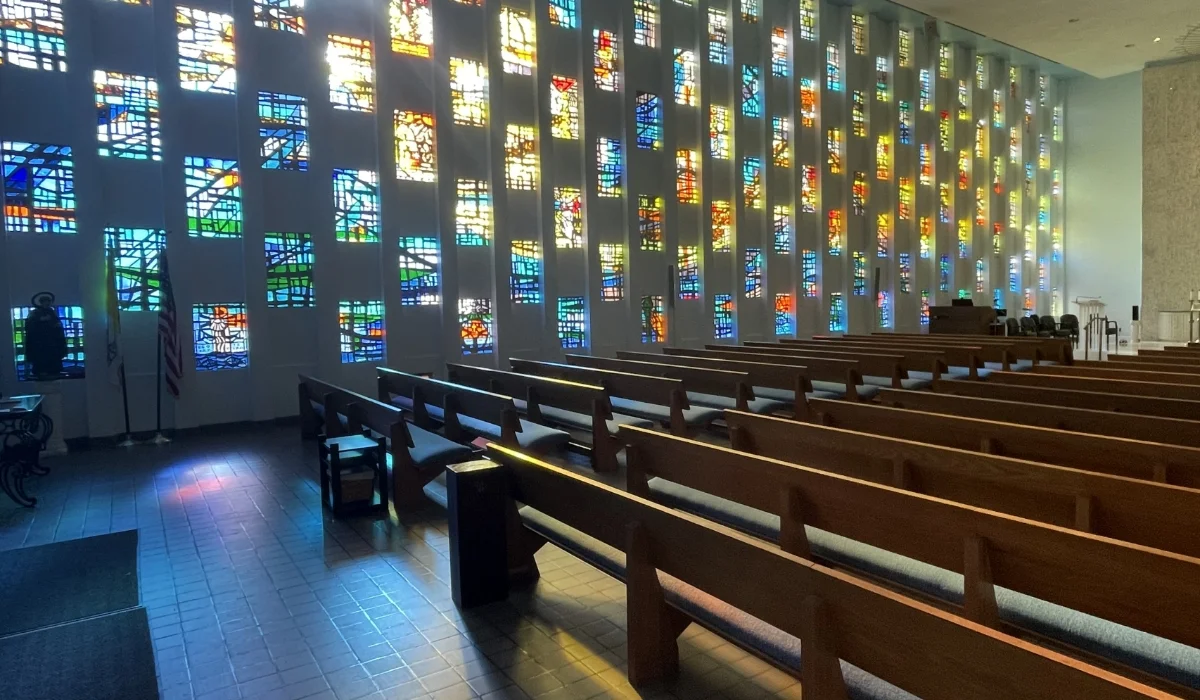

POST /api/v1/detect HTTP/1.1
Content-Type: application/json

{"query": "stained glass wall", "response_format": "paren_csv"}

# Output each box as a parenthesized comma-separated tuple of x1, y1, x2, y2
(0, 0, 1066, 435)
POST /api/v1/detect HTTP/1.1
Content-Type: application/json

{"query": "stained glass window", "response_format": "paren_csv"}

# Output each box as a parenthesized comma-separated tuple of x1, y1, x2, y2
(548, 0, 576, 29)
(993, 89, 1004, 128)
(390, 0, 431, 57)
(876, 136, 890, 180)
(333, 169, 379, 243)
(974, 120, 986, 159)
(919, 143, 932, 186)
(745, 248, 763, 298)
(505, 124, 537, 190)
(919, 217, 931, 258)
(265, 232, 314, 308)
(978, 258, 988, 293)
(557, 296, 586, 348)
(920, 289, 930, 325)
(771, 28, 788, 76)
(939, 44, 951, 79)
(708, 8, 728, 64)
(184, 156, 241, 239)
(993, 222, 1004, 254)
(594, 29, 619, 92)
(599, 243, 624, 301)
(976, 187, 987, 226)
(673, 49, 697, 106)
(802, 250, 818, 297)
(827, 128, 842, 174)
(1, 0, 66, 71)
(678, 246, 700, 300)
(772, 116, 790, 167)
(327, 35, 374, 112)
(714, 294, 734, 339)
(898, 101, 912, 145)
(11, 305, 83, 380)
(1053, 106, 1063, 142)
(510, 240, 542, 304)
(829, 293, 845, 332)
(939, 110, 951, 151)
(977, 56, 987, 89)
(851, 13, 866, 54)
(1008, 191, 1019, 229)
(178, 7, 235, 94)
(741, 0, 758, 22)
(1052, 227, 1062, 262)
(1008, 256, 1019, 292)
(1009, 126, 1020, 163)
(550, 76, 579, 139)
(455, 178, 491, 245)
(711, 200, 732, 252)
(851, 91, 867, 137)
(676, 149, 698, 204)
(634, 0, 657, 47)
(259, 92, 309, 172)
(553, 186, 583, 248)
(957, 149, 970, 190)
(993, 288, 1004, 309)
(105, 228, 165, 312)
(939, 254, 950, 292)
(800, 78, 816, 127)
(957, 219, 970, 258)
(500, 7, 535, 74)
(898, 178, 913, 220)
(826, 43, 840, 91)
(742, 65, 761, 117)
(638, 195, 663, 251)
(773, 206, 791, 254)
(774, 292, 793, 336)
(938, 182, 951, 223)
(597, 137, 622, 198)
(993, 156, 1005, 194)
(398, 236, 440, 305)
(876, 57, 890, 102)
(3, 141, 74, 234)
(852, 172, 867, 216)
(254, 0, 304, 34)
(394, 110, 436, 182)
(96, 72, 161, 161)
(877, 213, 890, 257)
(919, 69, 932, 111)
(636, 92, 663, 150)
(878, 290, 892, 327)
(450, 57, 488, 126)
(853, 251, 866, 295)
(899, 253, 911, 294)
(898, 28, 911, 68)
(743, 157, 762, 209)
(339, 301, 384, 363)
(827, 210, 843, 256)
(800, 165, 818, 214)
(709, 105, 730, 159)
(460, 298, 493, 354)
(641, 295, 666, 344)
(957, 80, 970, 121)
(193, 304, 248, 371)
(798, 0, 815, 41)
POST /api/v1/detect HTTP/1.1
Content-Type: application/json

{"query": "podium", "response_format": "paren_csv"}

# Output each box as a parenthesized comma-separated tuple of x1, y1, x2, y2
(928, 306, 997, 335)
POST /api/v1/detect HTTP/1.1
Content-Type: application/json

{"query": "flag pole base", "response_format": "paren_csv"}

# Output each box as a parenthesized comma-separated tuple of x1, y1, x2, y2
(116, 435, 137, 448)
(151, 433, 172, 445)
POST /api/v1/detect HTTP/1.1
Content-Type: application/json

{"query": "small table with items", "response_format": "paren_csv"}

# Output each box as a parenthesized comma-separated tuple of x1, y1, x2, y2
(0, 395, 51, 507)
(318, 433, 389, 517)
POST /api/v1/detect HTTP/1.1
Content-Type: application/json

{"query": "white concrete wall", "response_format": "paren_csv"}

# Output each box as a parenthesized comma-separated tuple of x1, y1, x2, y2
(1064, 70, 1142, 336)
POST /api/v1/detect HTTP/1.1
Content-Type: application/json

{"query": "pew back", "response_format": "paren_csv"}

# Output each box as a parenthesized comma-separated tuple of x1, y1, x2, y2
(868, 332, 1073, 364)
(809, 336, 1004, 371)
(778, 339, 960, 376)
(377, 367, 522, 442)
(300, 374, 410, 445)
(986, 371, 1200, 401)
(742, 342, 911, 385)
(820, 334, 1028, 366)
(1033, 364, 1200, 386)
(934, 379, 1200, 421)
(509, 358, 688, 407)
(565, 354, 755, 406)
(701, 345, 867, 386)
(1076, 359, 1200, 374)
(446, 364, 612, 418)
(615, 351, 812, 396)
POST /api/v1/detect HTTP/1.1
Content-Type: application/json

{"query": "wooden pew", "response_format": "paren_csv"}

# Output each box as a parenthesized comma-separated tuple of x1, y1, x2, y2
(482, 444, 1170, 699)
(1101, 354, 1200, 367)
(934, 379, 1200, 421)
(984, 371, 1200, 402)
(875, 387, 1200, 449)
(564, 354, 757, 411)
(615, 350, 813, 402)
(445, 364, 623, 473)
(1150, 347, 1200, 355)
(618, 426, 1200, 675)
(871, 331, 1074, 364)
(809, 335, 1010, 372)
(792, 395, 1200, 488)
(722, 408, 1200, 558)
(298, 375, 476, 506)
(821, 333, 1029, 368)
(741, 341, 921, 386)
(663, 347, 866, 399)
(378, 367, 522, 443)
(778, 338, 968, 378)
(509, 358, 708, 435)
(1076, 358, 1200, 374)
(1032, 364, 1200, 386)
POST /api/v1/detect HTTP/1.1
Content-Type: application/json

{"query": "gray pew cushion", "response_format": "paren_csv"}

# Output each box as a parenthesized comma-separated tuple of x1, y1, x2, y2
(510, 399, 656, 436)
(685, 392, 793, 415)
(517, 505, 917, 700)
(406, 426, 475, 467)
(389, 395, 448, 422)
(909, 366, 996, 381)
(646, 478, 1200, 691)
(609, 397, 723, 427)
(311, 401, 351, 433)
(456, 415, 571, 453)
(810, 381, 881, 400)
(983, 359, 1054, 372)
(862, 376, 934, 390)
(752, 386, 842, 403)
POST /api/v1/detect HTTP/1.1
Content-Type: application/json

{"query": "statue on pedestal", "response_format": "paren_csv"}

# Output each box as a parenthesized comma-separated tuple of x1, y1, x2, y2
(24, 292, 67, 381)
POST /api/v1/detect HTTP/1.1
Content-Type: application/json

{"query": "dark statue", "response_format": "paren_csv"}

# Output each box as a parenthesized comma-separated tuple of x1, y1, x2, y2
(24, 292, 67, 380)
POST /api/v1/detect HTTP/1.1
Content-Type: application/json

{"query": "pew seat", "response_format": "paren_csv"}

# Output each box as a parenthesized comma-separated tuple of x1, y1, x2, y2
(812, 380, 882, 399)
(910, 365, 995, 381)
(685, 391, 792, 414)
(510, 398, 655, 435)
(861, 376, 935, 390)
(751, 386, 842, 402)
(388, 395, 571, 452)
(644, 477, 1200, 691)
(608, 396, 724, 427)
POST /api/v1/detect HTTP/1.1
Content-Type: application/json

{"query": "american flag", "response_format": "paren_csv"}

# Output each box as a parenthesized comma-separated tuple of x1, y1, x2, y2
(158, 251, 183, 398)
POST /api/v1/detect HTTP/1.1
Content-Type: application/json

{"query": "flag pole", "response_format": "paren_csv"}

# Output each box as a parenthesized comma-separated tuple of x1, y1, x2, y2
(117, 365, 135, 447)
(153, 334, 170, 444)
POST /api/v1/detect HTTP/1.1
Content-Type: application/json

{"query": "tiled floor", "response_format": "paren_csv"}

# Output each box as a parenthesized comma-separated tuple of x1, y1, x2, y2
(0, 425, 801, 700)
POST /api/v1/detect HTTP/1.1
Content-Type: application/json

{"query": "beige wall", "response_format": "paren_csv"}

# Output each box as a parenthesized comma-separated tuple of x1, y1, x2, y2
(1143, 58, 1200, 339)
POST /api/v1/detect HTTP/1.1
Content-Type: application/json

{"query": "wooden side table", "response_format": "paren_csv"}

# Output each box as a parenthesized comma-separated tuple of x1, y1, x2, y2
(319, 433, 388, 517)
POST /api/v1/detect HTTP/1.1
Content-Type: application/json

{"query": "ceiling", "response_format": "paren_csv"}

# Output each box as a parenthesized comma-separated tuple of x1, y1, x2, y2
(892, 0, 1200, 79)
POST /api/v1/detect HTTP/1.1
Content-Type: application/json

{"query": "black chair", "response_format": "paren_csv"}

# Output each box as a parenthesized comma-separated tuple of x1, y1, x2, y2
(1037, 315, 1057, 338)
(1056, 314, 1079, 346)
(1019, 316, 1039, 336)
(1005, 317, 1021, 336)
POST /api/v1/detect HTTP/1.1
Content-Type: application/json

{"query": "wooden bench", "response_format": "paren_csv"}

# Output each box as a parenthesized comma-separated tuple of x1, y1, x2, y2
(616, 350, 813, 407)
(821, 334, 1028, 368)
(1104, 354, 1200, 367)
(793, 394, 1200, 489)
(808, 335, 1006, 373)
(934, 379, 1200, 421)
(743, 341, 929, 388)
(298, 375, 476, 505)
(1149, 347, 1200, 355)
(509, 358, 721, 435)
(663, 347, 869, 400)
(1033, 364, 1200, 386)
(445, 364, 652, 473)
(472, 444, 1169, 699)
(723, 408, 1200, 558)
(983, 371, 1200, 402)
(778, 338, 969, 379)
(871, 331, 1074, 364)
(1077, 358, 1200, 374)
(565, 354, 793, 415)
(377, 367, 571, 455)
(875, 387, 1200, 449)
(618, 426, 1200, 694)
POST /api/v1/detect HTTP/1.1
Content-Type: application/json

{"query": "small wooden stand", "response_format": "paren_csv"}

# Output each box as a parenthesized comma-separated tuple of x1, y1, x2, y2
(319, 433, 388, 517)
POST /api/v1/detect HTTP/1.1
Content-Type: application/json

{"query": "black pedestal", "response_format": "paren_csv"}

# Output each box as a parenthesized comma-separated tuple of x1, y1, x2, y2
(447, 459, 510, 609)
